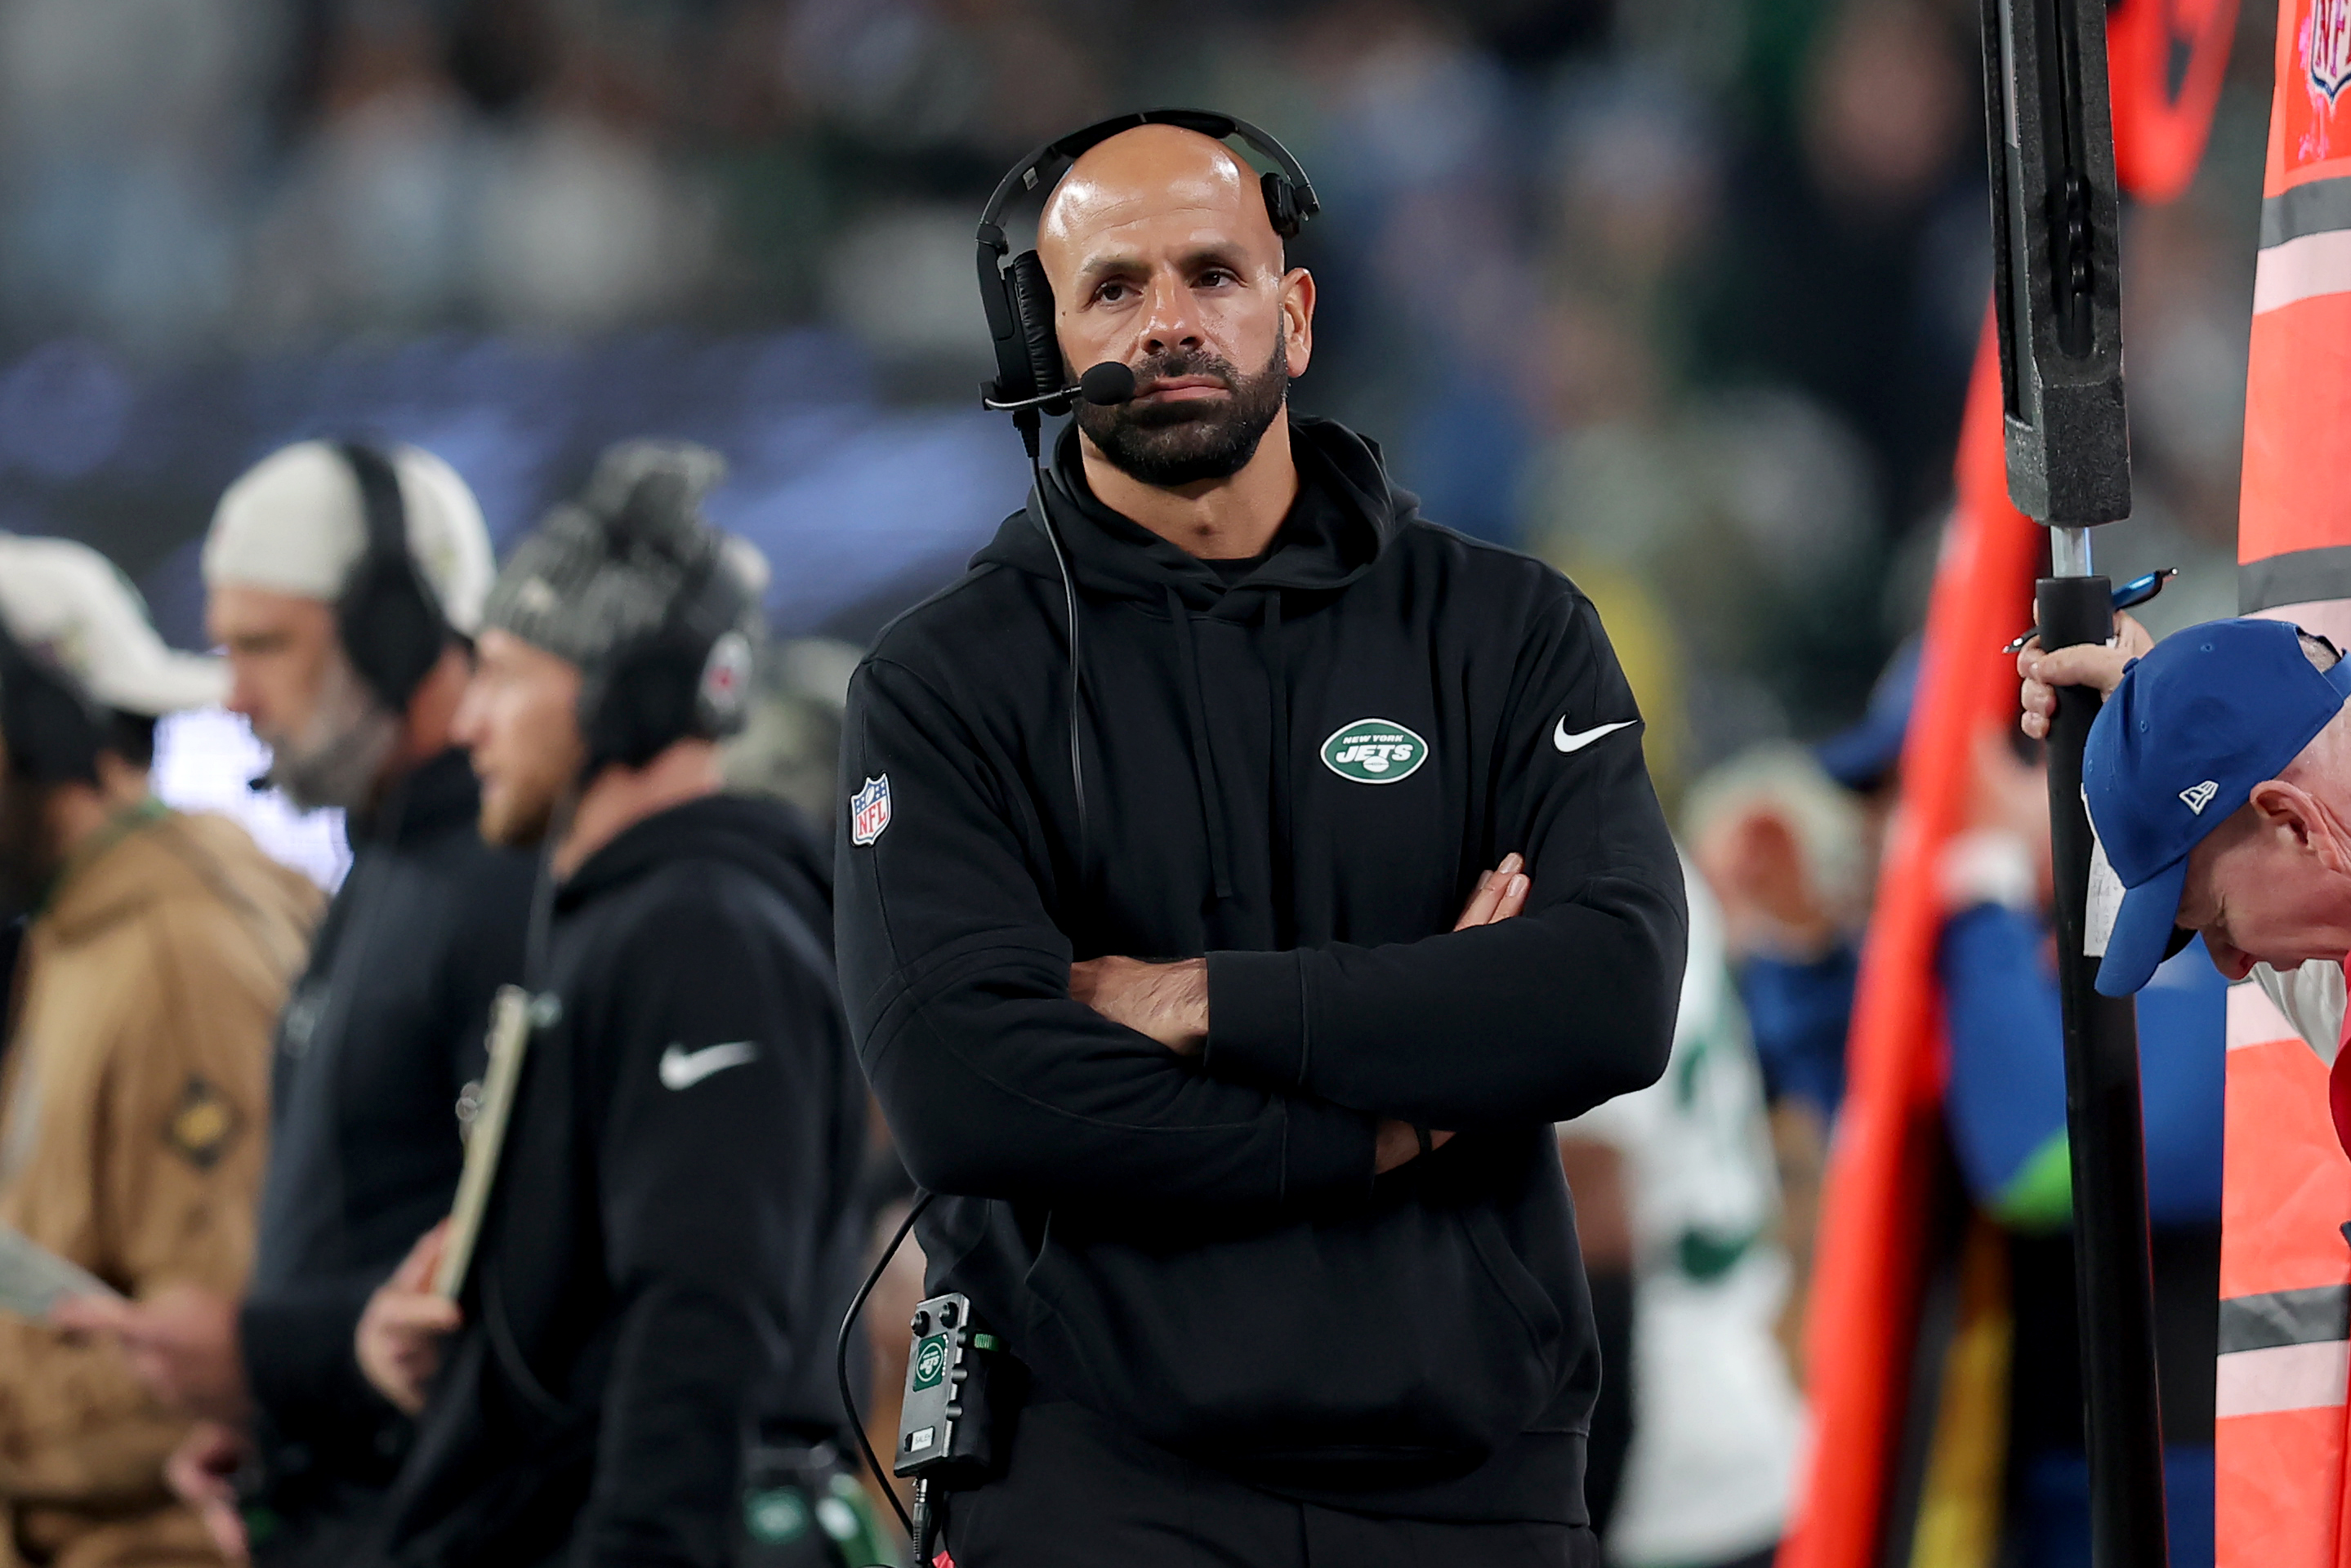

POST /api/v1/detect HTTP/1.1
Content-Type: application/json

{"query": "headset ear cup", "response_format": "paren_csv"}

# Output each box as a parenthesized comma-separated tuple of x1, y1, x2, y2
(1261, 172, 1300, 238)
(333, 443, 449, 713)
(584, 644, 707, 773)
(579, 666, 642, 776)
(337, 554, 444, 712)
(1007, 252, 1064, 405)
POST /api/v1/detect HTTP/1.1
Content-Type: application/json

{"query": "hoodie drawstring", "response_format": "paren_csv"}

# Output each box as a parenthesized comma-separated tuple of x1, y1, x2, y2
(1165, 586, 1236, 902)
(1263, 593, 1296, 947)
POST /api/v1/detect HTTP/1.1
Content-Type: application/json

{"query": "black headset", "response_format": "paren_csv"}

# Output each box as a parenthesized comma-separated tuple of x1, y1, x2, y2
(970, 110, 1323, 862)
(0, 615, 103, 786)
(335, 441, 453, 713)
(975, 108, 1320, 426)
(577, 536, 758, 776)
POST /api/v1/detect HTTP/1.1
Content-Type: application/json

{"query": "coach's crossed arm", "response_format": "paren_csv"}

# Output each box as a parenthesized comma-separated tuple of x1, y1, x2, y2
(1069, 855, 1532, 1173)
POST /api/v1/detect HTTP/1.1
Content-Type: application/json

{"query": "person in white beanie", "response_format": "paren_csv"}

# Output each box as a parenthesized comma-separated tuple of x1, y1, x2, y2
(199, 440, 495, 813)
(59, 443, 535, 1568)
(0, 535, 319, 1568)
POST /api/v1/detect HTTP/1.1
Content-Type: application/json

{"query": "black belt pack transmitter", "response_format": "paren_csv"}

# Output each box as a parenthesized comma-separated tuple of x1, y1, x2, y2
(894, 1292, 1013, 1486)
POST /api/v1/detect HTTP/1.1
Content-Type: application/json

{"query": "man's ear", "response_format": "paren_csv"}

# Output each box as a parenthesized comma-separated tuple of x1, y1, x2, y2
(1281, 268, 1314, 379)
(2250, 778, 2340, 864)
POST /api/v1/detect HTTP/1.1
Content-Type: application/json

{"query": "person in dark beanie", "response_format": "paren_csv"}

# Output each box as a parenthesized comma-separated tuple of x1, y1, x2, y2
(351, 443, 869, 1568)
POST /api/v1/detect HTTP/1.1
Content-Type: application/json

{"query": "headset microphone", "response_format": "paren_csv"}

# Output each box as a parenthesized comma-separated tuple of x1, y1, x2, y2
(1077, 361, 1135, 406)
(980, 360, 1137, 413)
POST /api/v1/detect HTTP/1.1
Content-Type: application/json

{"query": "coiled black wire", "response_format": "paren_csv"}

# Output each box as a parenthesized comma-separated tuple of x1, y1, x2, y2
(835, 1190, 934, 1543)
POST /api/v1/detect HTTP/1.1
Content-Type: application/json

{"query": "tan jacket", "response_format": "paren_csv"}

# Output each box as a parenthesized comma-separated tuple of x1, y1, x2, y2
(0, 808, 317, 1568)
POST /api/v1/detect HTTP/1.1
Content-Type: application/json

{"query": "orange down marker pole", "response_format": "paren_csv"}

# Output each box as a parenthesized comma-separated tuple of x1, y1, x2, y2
(1780, 5, 2233, 1552)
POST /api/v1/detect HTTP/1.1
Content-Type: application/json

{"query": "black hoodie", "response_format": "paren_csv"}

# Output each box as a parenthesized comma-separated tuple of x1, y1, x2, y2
(243, 751, 535, 1552)
(836, 417, 1687, 1524)
(375, 795, 868, 1568)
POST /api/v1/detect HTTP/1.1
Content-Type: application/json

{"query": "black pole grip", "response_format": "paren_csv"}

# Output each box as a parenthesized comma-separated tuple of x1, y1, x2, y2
(2035, 572, 2169, 1568)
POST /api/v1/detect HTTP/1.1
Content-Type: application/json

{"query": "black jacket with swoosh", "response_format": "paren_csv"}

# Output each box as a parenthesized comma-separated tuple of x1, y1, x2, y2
(836, 416, 1688, 1524)
(374, 795, 868, 1568)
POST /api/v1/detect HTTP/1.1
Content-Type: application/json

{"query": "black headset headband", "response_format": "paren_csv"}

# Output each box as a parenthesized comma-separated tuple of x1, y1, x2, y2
(341, 441, 406, 569)
(975, 108, 1319, 432)
(975, 108, 1319, 246)
(334, 440, 451, 712)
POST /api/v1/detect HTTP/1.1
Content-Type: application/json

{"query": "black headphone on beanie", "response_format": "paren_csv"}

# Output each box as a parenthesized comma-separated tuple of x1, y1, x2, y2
(576, 541, 758, 776)
(975, 108, 1320, 430)
(0, 616, 103, 786)
(334, 441, 453, 714)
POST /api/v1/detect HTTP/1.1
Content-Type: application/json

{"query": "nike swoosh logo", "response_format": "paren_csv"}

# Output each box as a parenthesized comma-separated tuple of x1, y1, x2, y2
(1553, 718, 1636, 754)
(659, 1040, 757, 1090)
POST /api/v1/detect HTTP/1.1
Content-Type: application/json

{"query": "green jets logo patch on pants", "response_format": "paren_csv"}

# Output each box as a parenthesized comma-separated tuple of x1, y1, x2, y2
(1321, 718, 1429, 783)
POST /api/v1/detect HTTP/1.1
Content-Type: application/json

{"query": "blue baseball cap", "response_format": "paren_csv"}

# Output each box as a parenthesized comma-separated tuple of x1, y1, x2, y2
(2084, 618, 2351, 996)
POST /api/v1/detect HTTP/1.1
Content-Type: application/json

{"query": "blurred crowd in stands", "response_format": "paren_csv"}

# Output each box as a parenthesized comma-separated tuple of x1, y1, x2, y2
(0, 0, 2271, 769)
(0, 2, 2289, 1565)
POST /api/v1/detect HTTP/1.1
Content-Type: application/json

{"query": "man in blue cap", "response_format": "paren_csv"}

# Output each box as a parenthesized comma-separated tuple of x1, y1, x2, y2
(2021, 617, 2351, 1002)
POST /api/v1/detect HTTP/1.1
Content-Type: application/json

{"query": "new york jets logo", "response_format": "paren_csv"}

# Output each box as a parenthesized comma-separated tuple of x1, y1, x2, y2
(911, 1334, 948, 1390)
(1321, 718, 1430, 784)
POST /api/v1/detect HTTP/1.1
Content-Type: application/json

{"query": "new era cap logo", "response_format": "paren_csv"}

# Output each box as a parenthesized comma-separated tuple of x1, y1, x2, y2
(2180, 780, 2219, 815)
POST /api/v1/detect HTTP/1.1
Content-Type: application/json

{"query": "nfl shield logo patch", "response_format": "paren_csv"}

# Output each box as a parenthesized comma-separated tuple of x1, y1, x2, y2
(2314, 0, 2351, 100)
(850, 775, 892, 845)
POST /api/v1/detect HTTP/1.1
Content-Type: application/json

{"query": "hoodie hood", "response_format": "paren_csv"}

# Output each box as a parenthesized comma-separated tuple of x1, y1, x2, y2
(559, 791, 831, 933)
(972, 415, 1416, 615)
(967, 415, 1424, 906)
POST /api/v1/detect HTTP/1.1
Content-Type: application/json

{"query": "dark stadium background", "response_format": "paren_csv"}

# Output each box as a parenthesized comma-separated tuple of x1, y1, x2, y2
(0, 0, 2275, 795)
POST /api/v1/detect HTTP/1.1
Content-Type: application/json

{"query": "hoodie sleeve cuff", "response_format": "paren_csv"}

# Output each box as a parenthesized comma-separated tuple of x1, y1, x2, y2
(1280, 1099, 1380, 1201)
(240, 1280, 393, 1432)
(1205, 949, 1308, 1088)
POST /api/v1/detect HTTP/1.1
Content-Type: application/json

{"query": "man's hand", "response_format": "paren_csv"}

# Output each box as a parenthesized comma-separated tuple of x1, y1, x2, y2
(1068, 956, 1209, 1055)
(2018, 611, 2153, 740)
(1373, 1120, 1457, 1174)
(1453, 853, 1529, 929)
(165, 1420, 252, 1564)
(355, 1221, 462, 1417)
(51, 1284, 250, 1423)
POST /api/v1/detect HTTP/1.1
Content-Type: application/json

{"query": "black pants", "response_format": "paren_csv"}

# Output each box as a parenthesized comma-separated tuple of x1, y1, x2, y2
(942, 1402, 1599, 1568)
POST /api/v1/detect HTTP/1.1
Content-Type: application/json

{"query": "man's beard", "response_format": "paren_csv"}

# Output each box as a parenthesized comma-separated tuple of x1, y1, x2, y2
(1074, 338, 1288, 488)
(478, 775, 562, 850)
(256, 657, 402, 813)
(477, 724, 582, 851)
(0, 770, 57, 920)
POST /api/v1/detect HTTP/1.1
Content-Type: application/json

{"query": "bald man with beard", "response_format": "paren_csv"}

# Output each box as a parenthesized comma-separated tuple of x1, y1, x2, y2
(834, 121, 1685, 1566)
